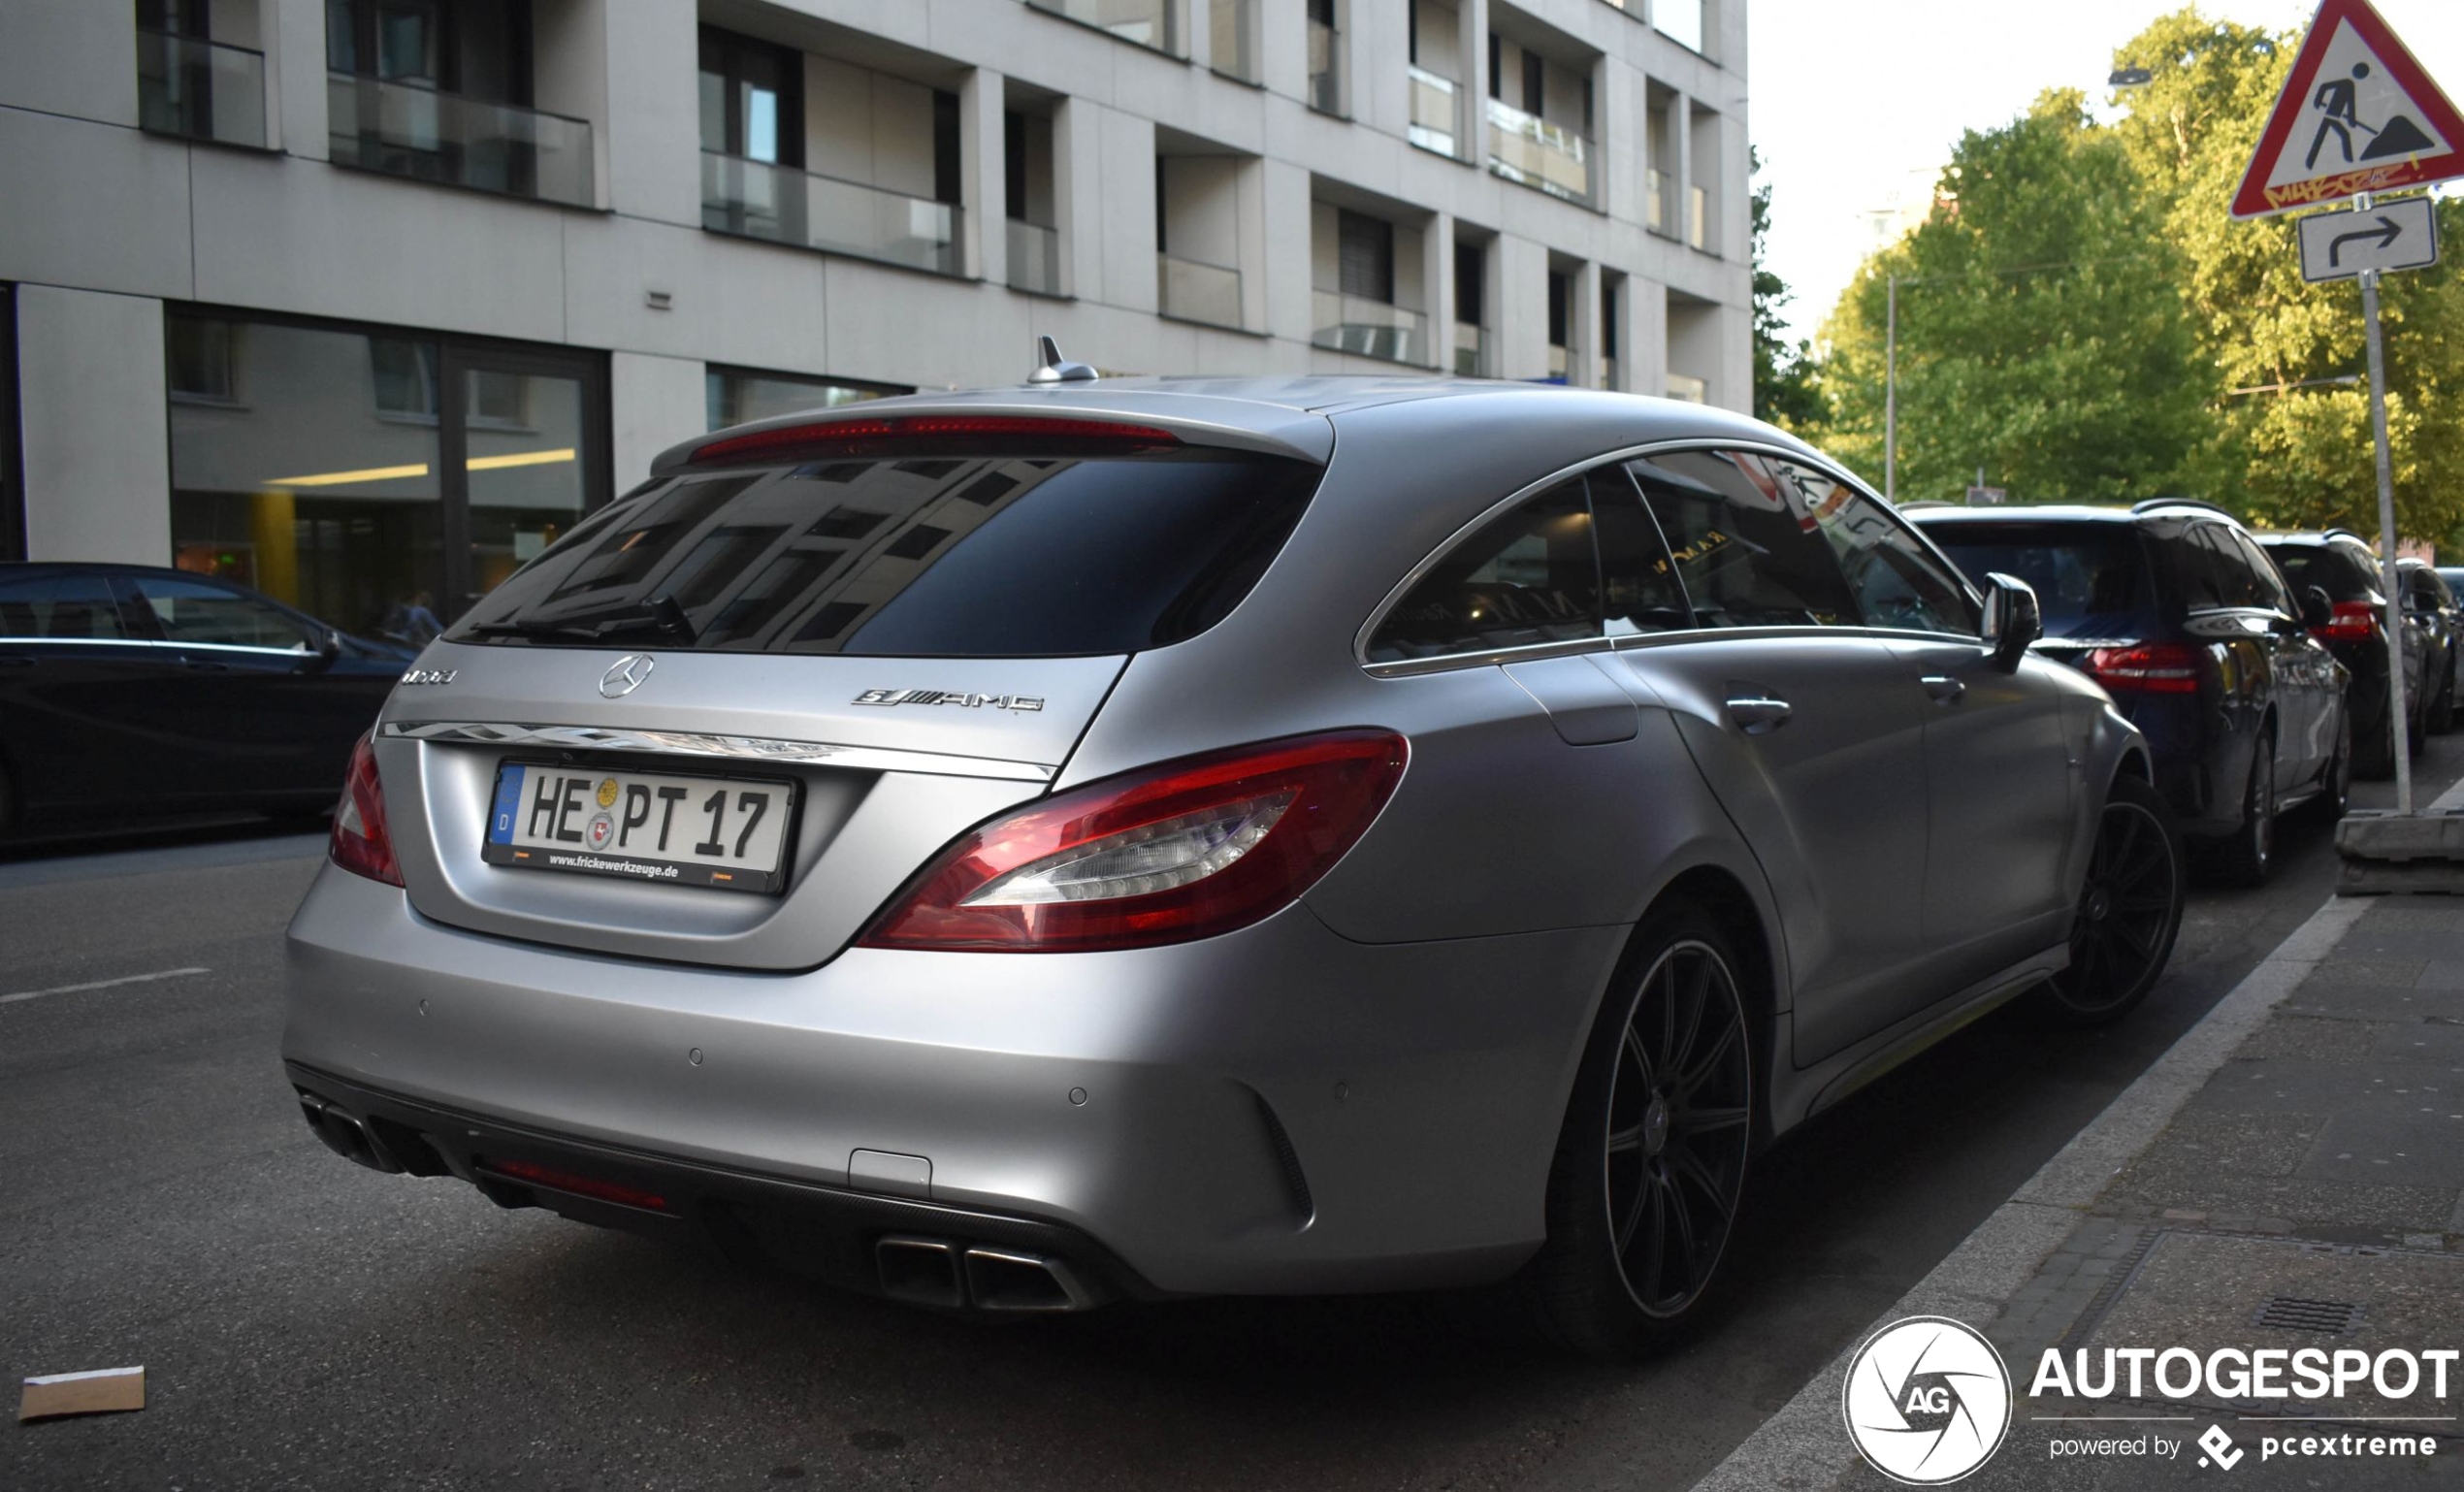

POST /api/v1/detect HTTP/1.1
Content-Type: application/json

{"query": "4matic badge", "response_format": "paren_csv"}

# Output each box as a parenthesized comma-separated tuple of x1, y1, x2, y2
(854, 689, 1045, 712)
(1843, 1315, 2014, 1484)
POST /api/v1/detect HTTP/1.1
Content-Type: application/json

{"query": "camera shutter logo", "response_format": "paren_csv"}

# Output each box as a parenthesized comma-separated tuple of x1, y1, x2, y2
(1842, 1315, 2013, 1484)
(600, 654, 655, 698)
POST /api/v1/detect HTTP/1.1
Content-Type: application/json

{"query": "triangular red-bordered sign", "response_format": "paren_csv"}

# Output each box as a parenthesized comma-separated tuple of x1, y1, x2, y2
(2230, 0, 2464, 218)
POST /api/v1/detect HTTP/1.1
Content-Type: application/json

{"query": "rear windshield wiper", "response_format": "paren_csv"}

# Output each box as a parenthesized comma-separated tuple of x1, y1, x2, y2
(460, 619, 607, 642)
(461, 599, 697, 646)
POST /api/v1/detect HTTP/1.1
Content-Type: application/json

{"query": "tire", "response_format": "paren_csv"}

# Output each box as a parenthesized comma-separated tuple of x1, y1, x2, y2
(2210, 733, 2275, 889)
(2355, 695, 2398, 781)
(2310, 707, 2352, 822)
(1519, 900, 1757, 1360)
(2430, 656, 2457, 735)
(2031, 776, 2185, 1027)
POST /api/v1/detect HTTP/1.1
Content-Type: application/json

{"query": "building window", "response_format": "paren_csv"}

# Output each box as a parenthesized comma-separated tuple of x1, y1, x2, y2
(1337, 210, 1395, 304)
(164, 309, 606, 635)
(1308, 0, 1341, 114)
(705, 368, 908, 432)
(698, 25, 802, 167)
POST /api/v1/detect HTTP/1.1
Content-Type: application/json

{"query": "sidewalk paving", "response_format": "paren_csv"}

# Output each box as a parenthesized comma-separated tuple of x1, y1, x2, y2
(1698, 889, 2464, 1491)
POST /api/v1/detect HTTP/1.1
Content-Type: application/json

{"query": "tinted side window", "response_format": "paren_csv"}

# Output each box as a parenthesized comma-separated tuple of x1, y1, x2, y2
(0, 574, 132, 640)
(1367, 479, 1600, 662)
(1628, 450, 1861, 628)
(2229, 530, 2295, 614)
(2195, 525, 2270, 609)
(1790, 462, 1980, 634)
(130, 575, 315, 649)
(2154, 528, 2228, 611)
(1589, 468, 1691, 636)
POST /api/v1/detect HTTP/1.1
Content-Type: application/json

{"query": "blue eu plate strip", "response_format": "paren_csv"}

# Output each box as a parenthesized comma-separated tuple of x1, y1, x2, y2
(488, 765, 526, 845)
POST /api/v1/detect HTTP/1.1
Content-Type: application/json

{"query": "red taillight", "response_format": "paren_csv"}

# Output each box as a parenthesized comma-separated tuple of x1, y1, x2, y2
(484, 1158, 668, 1213)
(2313, 600, 2380, 642)
(2083, 642, 2203, 695)
(329, 731, 403, 887)
(859, 730, 1409, 954)
(692, 414, 1181, 466)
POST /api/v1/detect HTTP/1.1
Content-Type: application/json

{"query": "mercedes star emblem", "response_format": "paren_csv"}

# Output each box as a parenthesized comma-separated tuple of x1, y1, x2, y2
(600, 654, 655, 698)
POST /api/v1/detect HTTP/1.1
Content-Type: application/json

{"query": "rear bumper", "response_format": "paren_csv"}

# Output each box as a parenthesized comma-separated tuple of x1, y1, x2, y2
(282, 863, 1626, 1296)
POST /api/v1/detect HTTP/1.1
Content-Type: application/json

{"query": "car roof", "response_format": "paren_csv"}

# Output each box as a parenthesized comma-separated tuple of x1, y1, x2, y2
(1905, 503, 2239, 527)
(0, 561, 216, 580)
(650, 376, 1803, 475)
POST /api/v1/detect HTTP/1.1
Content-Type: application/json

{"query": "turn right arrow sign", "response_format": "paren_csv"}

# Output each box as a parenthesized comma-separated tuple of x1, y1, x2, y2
(2296, 195, 2440, 282)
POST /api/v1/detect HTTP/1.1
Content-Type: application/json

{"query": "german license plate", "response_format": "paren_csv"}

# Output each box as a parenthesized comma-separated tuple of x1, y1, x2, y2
(482, 762, 795, 893)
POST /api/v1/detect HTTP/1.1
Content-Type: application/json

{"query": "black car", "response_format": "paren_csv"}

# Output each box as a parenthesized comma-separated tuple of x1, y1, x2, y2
(0, 564, 413, 832)
(2397, 558, 2461, 735)
(1911, 501, 2346, 886)
(2254, 531, 2429, 778)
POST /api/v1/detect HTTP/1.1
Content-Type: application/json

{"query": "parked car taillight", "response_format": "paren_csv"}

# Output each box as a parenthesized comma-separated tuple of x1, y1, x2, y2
(2313, 600, 2380, 642)
(2083, 642, 2202, 695)
(329, 731, 403, 887)
(859, 730, 1408, 953)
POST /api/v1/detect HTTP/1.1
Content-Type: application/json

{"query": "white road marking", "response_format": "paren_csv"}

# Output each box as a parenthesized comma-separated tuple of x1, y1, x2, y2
(0, 966, 211, 1006)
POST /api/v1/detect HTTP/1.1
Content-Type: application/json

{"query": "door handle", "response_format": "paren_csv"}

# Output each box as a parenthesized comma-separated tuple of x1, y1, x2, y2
(181, 657, 232, 672)
(1921, 673, 1966, 703)
(1725, 694, 1793, 733)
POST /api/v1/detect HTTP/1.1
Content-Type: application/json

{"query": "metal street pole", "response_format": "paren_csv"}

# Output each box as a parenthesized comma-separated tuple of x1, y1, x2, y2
(1885, 275, 1897, 503)
(2362, 253, 2412, 814)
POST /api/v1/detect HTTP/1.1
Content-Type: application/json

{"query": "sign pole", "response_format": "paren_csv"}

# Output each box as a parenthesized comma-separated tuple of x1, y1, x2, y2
(1884, 275, 1897, 503)
(2361, 244, 2411, 814)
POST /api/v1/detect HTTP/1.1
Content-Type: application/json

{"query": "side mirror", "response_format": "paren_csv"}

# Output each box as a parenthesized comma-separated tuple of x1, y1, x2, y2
(2301, 586, 2335, 630)
(302, 627, 342, 673)
(1979, 572, 2042, 673)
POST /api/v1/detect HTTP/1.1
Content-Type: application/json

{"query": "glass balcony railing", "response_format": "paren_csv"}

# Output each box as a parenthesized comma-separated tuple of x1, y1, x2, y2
(1313, 291, 1427, 366)
(137, 29, 266, 147)
(703, 151, 962, 277)
(1453, 322, 1491, 377)
(328, 74, 593, 207)
(1689, 183, 1709, 250)
(1667, 373, 1708, 404)
(1308, 18, 1342, 114)
(1210, 0, 1259, 82)
(1487, 97, 1594, 208)
(1646, 165, 1670, 236)
(1027, 0, 1180, 55)
(1603, 355, 1620, 392)
(1008, 219, 1061, 294)
(1547, 342, 1570, 383)
(1159, 254, 1242, 329)
(1408, 65, 1460, 157)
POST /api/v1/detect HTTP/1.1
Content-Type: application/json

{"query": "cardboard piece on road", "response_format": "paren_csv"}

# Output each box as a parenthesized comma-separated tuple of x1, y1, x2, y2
(18, 1366, 146, 1423)
(2297, 194, 2440, 282)
(2229, 0, 2464, 218)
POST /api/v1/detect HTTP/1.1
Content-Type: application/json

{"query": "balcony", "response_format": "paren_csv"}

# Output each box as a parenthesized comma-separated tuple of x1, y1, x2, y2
(703, 151, 962, 277)
(137, 29, 266, 147)
(328, 74, 593, 208)
(1408, 66, 1460, 157)
(1211, 0, 1259, 82)
(1159, 254, 1242, 330)
(1027, 0, 1179, 54)
(1009, 220, 1062, 295)
(1486, 97, 1593, 208)
(1308, 16, 1341, 113)
(1453, 322, 1491, 377)
(1313, 291, 1427, 366)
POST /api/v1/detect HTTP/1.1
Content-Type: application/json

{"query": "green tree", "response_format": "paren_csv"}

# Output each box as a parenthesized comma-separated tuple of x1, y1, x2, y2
(2106, 8, 2464, 541)
(1815, 90, 2210, 503)
(1751, 147, 1824, 432)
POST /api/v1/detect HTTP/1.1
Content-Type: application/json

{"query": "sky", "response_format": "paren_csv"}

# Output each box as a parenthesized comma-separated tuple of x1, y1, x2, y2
(1747, 0, 2464, 345)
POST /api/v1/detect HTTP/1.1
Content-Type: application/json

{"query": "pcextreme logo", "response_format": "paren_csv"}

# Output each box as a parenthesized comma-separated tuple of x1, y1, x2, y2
(1843, 1316, 2014, 1484)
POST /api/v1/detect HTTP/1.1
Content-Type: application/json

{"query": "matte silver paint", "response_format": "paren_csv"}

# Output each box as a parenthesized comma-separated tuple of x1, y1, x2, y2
(286, 376, 2152, 1297)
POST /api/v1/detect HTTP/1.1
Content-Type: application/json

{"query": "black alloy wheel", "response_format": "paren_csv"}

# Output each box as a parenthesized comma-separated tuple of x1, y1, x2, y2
(2213, 734, 2275, 888)
(1523, 902, 1756, 1358)
(2355, 691, 2398, 781)
(2034, 775, 2185, 1026)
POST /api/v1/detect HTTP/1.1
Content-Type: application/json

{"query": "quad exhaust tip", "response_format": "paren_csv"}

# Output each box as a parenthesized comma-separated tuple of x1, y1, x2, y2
(874, 1235, 1093, 1312)
(297, 1095, 403, 1175)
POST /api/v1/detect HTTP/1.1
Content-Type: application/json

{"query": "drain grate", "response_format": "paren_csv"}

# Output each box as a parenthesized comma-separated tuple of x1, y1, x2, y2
(2253, 1296, 2364, 1334)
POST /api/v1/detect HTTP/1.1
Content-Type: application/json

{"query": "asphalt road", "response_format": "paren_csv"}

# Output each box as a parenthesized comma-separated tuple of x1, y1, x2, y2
(5, 743, 2461, 1492)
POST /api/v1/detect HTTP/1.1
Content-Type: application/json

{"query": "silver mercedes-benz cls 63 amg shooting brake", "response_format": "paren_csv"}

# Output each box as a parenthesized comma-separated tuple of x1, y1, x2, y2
(284, 368, 2185, 1357)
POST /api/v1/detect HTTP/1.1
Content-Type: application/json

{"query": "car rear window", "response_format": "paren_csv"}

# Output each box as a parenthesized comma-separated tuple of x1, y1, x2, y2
(448, 448, 1320, 657)
(2263, 542, 2374, 601)
(1918, 524, 2150, 639)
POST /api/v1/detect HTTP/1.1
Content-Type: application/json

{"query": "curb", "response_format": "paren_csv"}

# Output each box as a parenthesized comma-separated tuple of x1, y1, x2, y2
(1687, 880, 2384, 1491)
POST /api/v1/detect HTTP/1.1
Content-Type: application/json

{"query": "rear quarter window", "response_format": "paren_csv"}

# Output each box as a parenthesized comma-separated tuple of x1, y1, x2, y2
(449, 447, 1320, 658)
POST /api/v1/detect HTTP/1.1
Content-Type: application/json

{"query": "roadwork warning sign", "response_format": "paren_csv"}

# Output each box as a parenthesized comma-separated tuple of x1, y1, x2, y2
(2229, 0, 2464, 218)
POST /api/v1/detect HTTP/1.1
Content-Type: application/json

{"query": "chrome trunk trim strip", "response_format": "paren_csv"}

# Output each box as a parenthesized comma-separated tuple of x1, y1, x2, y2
(379, 721, 1057, 782)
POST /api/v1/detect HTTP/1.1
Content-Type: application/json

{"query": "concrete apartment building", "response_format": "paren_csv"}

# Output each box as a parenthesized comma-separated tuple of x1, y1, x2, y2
(0, 0, 1749, 633)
